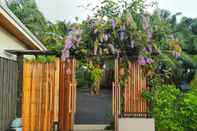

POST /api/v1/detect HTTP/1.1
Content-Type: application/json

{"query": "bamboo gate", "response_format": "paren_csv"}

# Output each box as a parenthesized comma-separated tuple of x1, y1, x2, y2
(22, 59, 60, 131)
(22, 58, 76, 131)
(113, 59, 150, 131)
(21, 57, 149, 131)
(123, 62, 150, 117)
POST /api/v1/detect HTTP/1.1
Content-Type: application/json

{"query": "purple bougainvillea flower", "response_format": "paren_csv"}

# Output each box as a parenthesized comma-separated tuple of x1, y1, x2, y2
(145, 57, 153, 64)
(61, 27, 82, 60)
(112, 19, 116, 29)
(61, 49, 70, 60)
(144, 45, 153, 52)
(64, 38, 73, 49)
(137, 57, 146, 65)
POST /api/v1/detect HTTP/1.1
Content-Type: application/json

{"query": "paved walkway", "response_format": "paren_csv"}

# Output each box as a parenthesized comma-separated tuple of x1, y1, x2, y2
(75, 88, 112, 124)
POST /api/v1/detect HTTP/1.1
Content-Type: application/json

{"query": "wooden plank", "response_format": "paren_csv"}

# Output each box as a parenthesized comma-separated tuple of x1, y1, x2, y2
(59, 58, 76, 131)
(2, 58, 7, 130)
(31, 63, 36, 131)
(122, 62, 149, 117)
(17, 55, 24, 117)
(0, 58, 2, 130)
(38, 63, 43, 131)
(7, 59, 11, 126)
(13, 61, 18, 119)
(22, 61, 57, 131)
(22, 62, 31, 131)
(0, 58, 18, 130)
(54, 58, 60, 122)
(40, 63, 46, 131)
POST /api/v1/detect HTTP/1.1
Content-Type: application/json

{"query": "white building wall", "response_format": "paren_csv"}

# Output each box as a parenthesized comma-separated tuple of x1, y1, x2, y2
(119, 118, 155, 131)
(0, 26, 28, 59)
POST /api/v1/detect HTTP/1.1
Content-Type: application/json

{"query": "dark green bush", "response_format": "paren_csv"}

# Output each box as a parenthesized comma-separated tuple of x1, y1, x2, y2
(144, 82, 197, 131)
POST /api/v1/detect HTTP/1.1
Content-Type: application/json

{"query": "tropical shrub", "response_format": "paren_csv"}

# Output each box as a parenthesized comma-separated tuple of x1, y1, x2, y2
(144, 77, 197, 131)
(179, 88, 197, 130)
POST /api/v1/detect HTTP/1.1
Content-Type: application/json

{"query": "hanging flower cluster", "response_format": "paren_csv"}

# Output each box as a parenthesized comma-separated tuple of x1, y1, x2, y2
(61, 13, 157, 65)
(137, 56, 153, 65)
(87, 13, 147, 60)
(142, 14, 153, 45)
(61, 26, 82, 60)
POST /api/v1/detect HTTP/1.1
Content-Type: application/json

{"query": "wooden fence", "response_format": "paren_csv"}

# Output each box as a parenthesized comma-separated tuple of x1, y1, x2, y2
(123, 62, 149, 117)
(0, 57, 18, 131)
(113, 59, 121, 131)
(22, 59, 60, 131)
(22, 58, 76, 131)
(21, 57, 148, 131)
(59, 59, 76, 131)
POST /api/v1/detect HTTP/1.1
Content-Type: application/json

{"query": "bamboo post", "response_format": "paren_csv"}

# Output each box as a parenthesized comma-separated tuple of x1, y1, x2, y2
(17, 54, 24, 117)
(54, 58, 60, 122)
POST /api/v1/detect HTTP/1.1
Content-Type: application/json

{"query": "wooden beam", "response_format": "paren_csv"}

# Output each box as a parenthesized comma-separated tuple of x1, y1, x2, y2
(5, 50, 59, 56)
(16, 54, 23, 117)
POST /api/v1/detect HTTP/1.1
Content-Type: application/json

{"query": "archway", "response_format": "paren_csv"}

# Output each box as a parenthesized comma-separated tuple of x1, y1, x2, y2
(59, 57, 149, 131)
(59, 57, 121, 131)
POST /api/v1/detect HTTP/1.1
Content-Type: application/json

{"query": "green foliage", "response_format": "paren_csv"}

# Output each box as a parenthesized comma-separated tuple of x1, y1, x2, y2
(32, 56, 56, 62)
(179, 88, 197, 130)
(87, 64, 103, 83)
(9, 0, 47, 37)
(144, 76, 197, 131)
(151, 85, 183, 131)
(76, 64, 92, 88)
(8, 0, 69, 54)
(190, 73, 197, 88)
(76, 63, 103, 89)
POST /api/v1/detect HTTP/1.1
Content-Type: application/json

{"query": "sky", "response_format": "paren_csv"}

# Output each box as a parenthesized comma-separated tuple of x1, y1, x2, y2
(35, 0, 197, 23)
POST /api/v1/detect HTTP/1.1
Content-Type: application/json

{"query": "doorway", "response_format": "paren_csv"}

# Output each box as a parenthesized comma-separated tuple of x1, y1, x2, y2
(74, 59, 114, 125)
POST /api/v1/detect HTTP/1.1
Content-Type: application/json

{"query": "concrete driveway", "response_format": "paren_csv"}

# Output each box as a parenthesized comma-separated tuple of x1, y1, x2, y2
(75, 88, 112, 124)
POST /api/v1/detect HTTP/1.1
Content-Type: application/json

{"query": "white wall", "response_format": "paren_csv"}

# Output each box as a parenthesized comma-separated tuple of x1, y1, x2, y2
(0, 26, 28, 59)
(119, 118, 155, 131)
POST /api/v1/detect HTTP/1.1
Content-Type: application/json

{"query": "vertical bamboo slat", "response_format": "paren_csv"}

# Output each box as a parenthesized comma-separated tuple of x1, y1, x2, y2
(59, 58, 76, 131)
(123, 62, 149, 117)
(113, 59, 121, 131)
(22, 60, 58, 131)
(54, 59, 60, 122)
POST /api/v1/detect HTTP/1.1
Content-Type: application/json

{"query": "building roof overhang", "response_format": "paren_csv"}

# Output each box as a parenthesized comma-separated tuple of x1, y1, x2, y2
(0, 4, 47, 51)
